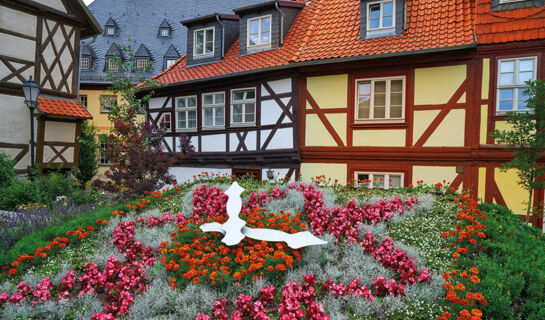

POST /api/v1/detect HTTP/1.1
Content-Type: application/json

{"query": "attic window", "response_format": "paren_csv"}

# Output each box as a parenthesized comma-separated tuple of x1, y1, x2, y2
(159, 19, 172, 38)
(248, 15, 271, 47)
(108, 58, 119, 71)
(368, 0, 394, 31)
(194, 27, 214, 57)
(166, 59, 177, 69)
(81, 57, 90, 70)
(136, 58, 149, 70)
(161, 28, 170, 37)
(491, 0, 544, 11)
(106, 26, 115, 35)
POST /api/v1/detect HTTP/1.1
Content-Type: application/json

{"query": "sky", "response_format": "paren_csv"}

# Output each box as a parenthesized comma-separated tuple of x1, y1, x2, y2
(83, 0, 94, 5)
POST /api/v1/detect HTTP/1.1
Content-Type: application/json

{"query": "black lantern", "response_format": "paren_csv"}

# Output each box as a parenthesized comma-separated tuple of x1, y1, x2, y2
(22, 76, 40, 175)
(267, 169, 274, 181)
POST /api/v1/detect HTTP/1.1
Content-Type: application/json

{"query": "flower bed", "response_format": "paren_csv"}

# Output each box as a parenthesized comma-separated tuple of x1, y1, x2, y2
(0, 177, 497, 319)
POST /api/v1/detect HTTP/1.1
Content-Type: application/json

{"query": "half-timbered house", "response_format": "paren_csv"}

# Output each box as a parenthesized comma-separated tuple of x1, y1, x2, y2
(140, 0, 545, 228)
(0, 0, 101, 173)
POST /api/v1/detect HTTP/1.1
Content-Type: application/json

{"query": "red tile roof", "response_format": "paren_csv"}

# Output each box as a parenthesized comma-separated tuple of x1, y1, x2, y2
(476, 0, 545, 44)
(38, 97, 93, 120)
(146, 0, 543, 87)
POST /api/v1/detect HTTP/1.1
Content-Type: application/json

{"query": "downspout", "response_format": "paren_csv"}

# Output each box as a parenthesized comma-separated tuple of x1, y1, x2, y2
(216, 14, 226, 58)
(77, 34, 98, 100)
(403, 1, 407, 32)
(275, 1, 285, 45)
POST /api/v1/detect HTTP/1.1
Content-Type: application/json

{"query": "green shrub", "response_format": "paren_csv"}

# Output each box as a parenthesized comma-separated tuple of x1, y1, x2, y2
(0, 180, 39, 211)
(0, 153, 15, 189)
(476, 203, 545, 320)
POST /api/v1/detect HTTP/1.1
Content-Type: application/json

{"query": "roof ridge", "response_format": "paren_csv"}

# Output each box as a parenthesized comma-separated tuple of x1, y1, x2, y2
(290, 0, 327, 62)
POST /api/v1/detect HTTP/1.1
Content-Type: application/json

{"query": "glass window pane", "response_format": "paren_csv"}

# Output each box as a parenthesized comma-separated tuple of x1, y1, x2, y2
(383, 2, 393, 15)
(518, 90, 530, 110)
(261, 31, 270, 44)
(390, 105, 402, 118)
(518, 71, 533, 84)
(359, 81, 371, 95)
(358, 106, 370, 119)
(357, 174, 369, 181)
(215, 93, 224, 104)
(233, 104, 243, 115)
(262, 17, 271, 32)
(196, 31, 204, 54)
(500, 73, 514, 85)
(374, 175, 385, 188)
(233, 114, 242, 123)
(374, 93, 386, 107)
(205, 40, 213, 53)
(233, 91, 244, 101)
(499, 100, 513, 111)
(188, 111, 196, 120)
(188, 97, 197, 107)
(500, 60, 514, 73)
(189, 119, 197, 128)
(499, 88, 514, 101)
(390, 175, 401, 188)
(204, 118, 213, 127)
(204, 94, 213, 105)
(391, 80, 402, 92)
(359, 96, 370, 107)
(206, 29, 214, 41)
(204, 108, 213, 118)
(370, 18, 380, 29)
(246, 90, 255, 100)
(374, 106, 386, 118)
(178, 99, 185, 108)
(216, 107, 224, 118)
(370, 4, 380, 19)
(519, 59, 534, 72)
(250, 20, 259, 34)
(383, 15, 393, 28)
(391, 92, 402, 106)
(374, 81, 386, 93)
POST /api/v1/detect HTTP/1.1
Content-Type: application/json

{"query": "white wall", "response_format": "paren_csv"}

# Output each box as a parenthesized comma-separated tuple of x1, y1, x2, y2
(169, 167, 232, 184)
(0, 94, 36, 170)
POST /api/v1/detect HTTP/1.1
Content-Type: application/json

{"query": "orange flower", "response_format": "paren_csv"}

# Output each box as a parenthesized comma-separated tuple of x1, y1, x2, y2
(59, 243, 67, 249)
(471, 309, 482, 317)
(469, 267, 479, 275)
(455, 283, 466, 291)
(192, 277, 200, 284)
(233, 272, 241, 281)
(470, 276, 480, 284)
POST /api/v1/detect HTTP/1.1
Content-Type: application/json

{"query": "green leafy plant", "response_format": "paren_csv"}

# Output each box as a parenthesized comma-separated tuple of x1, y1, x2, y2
(75, 120, 99, 186)
(490, 79, 545, 222)
(0, 153, 15, 189)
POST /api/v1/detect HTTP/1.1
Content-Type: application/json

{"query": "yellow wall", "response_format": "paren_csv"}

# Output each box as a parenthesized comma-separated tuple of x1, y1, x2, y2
(306, 74, 348, 109)
(478, 167, 486, 201)
(424, 109, 465, 147)
(412, 166, 458, 187)
(480, 105, 488, 144)
(305, 115, 337, 146)
(482, 58, 490, 100)
(414, 65, 467, 105)
(80, 89, 117, 132)
(495, 168, 527, 215)
(413, 110, 439, 143)
(301, 163, 347, 185)
(352, 129, 405, 147)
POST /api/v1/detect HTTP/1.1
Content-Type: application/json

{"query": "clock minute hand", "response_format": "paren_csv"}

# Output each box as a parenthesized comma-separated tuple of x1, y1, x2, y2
(241, 227, 327, 249)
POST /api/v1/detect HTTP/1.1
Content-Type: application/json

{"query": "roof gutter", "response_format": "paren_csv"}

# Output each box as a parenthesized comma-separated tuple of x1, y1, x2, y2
(275, 1, 285, 45)
(216, 14, 226, 58)
(137, 43, 477, 94)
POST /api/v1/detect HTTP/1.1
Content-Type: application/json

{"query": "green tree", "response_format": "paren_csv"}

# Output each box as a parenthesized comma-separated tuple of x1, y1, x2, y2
(75, 120, 99, 185)
(490, 80, 545, 223)
(92, 41, 181, 199)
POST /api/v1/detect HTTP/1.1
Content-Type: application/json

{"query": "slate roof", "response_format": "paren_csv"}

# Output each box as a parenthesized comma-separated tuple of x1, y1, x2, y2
(148, 0, 480, 87)
(80, 0, 265, 84)
(38, 97, 93, 120)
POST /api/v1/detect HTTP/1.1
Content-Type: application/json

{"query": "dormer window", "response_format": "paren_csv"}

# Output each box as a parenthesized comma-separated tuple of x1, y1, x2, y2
(194, 27, 214, 57)
(368, 0, 394, 31)
(136, 58, 149, 70)
(81, 57, 90, 70)
(159, 19, 172, 38)
(108, 58, 119, 71)
(491, 0, 544, 11)
(166, 59, 177, 69)
(104, 17, 118, 37)
(248, 15, 271, 47)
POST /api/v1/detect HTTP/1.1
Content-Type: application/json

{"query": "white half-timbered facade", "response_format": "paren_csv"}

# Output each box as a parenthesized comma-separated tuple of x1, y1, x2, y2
(147, 76, 299, 182)
(0, 0, 101, 173)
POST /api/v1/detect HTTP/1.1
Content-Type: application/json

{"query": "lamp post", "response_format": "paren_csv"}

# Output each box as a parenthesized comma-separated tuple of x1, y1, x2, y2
(22, 76, 40, 176)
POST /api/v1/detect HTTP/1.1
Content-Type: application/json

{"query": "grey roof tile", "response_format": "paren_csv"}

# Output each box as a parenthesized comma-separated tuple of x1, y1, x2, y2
(80, 0, 265, 84)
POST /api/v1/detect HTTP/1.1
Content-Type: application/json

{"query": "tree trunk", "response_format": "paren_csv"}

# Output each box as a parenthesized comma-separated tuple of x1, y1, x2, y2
(527, 189, 534, 224)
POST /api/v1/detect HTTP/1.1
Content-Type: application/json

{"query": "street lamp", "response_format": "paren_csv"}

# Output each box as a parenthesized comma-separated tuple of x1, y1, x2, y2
(22, 76, 40, 175)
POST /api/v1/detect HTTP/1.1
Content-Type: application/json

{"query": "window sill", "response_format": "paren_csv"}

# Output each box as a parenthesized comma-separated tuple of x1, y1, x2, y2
(351, 121, 408, 129)
(176, 129, 197, 133)
(193, 53, 215, 59)
(202, 126, 225, 131)
(230, 122, 256, 128)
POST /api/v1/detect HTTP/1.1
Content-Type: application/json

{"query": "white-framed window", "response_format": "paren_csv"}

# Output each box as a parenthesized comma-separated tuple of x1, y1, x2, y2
(368, 0, 394, 31)
(194, 27, 214, 56)
(79, 95, 88, 108)
(160, 28, 170, 37)
(176, 96, 197, 130)
(100, 95, 117, 113)
(81, 57, 90, 70)
(355, 76, 405, 122)
(231, 88, 256, 125)
(166, 59, 177, 69)
(354, 171, 403, 189)
(202, 92, 225, 128)
(136, 58, 149, 70)
(108, 58, 119, 71)
(248, 15, 271, 47)
(158, 113, 171, 130)
(106, 26, 115, 36)
(99, 138, 111, 165)
(497, 56, 537, 113)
